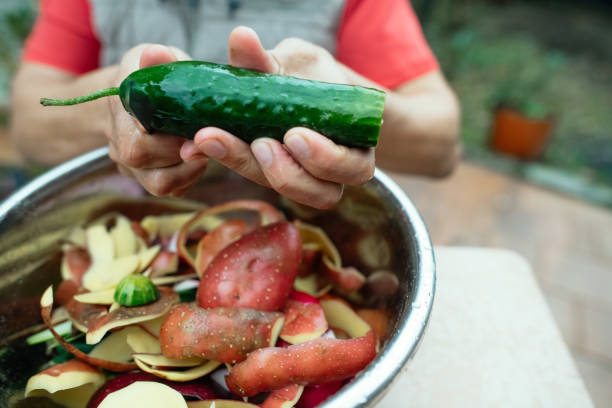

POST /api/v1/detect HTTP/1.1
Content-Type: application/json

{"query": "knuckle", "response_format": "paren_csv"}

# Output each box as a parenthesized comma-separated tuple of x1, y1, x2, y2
(315, 187, 343, 210)
(120, 140, 149, 168)
(355, 162, 375, 185)
(229, 153, 253, 175)
(271, 176, 291, 195)
(150, 171, 175, 196)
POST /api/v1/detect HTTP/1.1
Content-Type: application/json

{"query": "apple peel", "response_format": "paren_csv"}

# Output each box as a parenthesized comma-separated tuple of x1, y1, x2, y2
(132, 353, 205, 368)
(89, 326, 148, 363)
(111, 215, 139, 258)
(280, 299, 328, 345)
(293, 274, 332, 298)
(151, 272, 198, 286)
(97, 381, 187, 408)
(187, 401, 259, 408)
(61, 247, 91, 285)
(320, 298, 371, 339)
(295, 221, 365, 291)
(126, 328, 162, 354)
(296, 381, 344, 408)
(73, 288, 115, 305)
(25, 360, 105, 408)
(321, 257, 366, 292)
(150, 251, 180, 277)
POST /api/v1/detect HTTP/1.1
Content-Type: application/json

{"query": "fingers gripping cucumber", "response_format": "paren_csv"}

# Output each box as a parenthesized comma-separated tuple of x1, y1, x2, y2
(41, 61, 386, 148)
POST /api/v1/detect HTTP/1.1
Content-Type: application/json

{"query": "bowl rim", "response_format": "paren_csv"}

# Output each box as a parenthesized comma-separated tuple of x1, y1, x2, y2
(0, 147, 435, 407)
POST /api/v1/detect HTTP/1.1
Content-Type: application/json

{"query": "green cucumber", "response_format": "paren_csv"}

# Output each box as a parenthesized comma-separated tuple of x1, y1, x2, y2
(114, 274, 159, 307)
(40, 61, 386, 148)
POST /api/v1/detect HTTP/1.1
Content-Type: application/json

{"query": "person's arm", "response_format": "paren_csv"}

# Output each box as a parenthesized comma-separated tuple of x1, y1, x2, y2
(343, 67, 461, 176)
(10, 63, 115, 164)
(12, 44, 209, 199)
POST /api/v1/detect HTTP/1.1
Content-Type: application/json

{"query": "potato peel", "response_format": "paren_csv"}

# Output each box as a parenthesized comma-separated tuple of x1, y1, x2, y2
(25, 360, 105, 408)
(134, 356, 221, 382)
(40, 285, 137, 372)
(86, 287, 179, 344)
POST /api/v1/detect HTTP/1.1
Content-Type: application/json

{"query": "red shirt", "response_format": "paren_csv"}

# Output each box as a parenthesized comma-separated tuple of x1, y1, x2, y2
(23, 0, 438, 89)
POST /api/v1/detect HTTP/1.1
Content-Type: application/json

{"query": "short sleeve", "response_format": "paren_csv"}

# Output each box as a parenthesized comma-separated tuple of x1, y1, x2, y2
(22, 0, 100, 74)
(336, 0, 439, 89)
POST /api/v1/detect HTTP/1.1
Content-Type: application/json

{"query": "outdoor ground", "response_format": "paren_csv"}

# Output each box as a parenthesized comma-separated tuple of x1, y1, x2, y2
(420, 0, 612, 207)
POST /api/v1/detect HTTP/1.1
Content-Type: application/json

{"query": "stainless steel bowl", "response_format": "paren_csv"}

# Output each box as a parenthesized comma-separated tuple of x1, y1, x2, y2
(0, 147, 435, 408)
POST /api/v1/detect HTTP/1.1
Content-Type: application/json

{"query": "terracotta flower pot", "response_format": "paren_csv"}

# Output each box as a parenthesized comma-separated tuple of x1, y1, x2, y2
(490, 107, 553, 160)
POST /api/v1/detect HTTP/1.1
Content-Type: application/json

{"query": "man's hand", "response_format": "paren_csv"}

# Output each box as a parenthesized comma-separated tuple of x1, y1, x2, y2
(107, 44, 208, 197)
(181, 26, 375, 209)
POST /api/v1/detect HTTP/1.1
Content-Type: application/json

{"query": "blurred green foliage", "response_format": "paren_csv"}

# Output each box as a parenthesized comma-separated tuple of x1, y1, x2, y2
(0, 0, 36, 123)
(421, 0, 612, 192)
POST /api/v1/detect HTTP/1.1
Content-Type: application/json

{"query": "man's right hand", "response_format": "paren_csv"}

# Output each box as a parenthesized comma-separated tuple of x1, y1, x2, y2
(106, 44, 209, 197)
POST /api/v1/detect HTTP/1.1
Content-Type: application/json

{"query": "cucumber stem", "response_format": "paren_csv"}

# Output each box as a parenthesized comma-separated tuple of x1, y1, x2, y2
(40, 87, 120, 106)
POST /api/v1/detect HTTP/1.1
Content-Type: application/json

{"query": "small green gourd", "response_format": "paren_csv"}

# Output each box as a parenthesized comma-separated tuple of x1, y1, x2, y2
(114, 275, 159, 307)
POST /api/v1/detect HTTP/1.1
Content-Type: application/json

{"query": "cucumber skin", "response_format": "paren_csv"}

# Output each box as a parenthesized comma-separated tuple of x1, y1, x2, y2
(119, 61, 386, 148)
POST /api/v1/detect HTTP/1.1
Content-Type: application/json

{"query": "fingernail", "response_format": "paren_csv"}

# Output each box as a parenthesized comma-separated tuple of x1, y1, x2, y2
(251, 140, 273, 168)
(285, 132, 311, 159)
(199, 139, 227, 159)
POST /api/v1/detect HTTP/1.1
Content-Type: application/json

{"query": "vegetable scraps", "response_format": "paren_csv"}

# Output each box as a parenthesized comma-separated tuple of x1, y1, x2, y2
(22, 199, 397, 408)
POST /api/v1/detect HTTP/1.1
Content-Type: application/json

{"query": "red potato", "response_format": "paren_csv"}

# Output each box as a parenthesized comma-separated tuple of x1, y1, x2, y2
(87, 372, 216, 408)
(225, 331, 377, 397)
(160, 303, 284, 364)
(195, 219, 249, 277)
(198, 222, 301, 311)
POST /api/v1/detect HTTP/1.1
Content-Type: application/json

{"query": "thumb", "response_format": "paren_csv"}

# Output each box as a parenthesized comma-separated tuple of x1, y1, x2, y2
(228, 26, 280, 74)
(139, 44, 178, 69)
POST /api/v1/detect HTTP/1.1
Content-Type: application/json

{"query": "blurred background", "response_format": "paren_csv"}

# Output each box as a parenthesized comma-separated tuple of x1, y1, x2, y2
(0, 0, 610, 406)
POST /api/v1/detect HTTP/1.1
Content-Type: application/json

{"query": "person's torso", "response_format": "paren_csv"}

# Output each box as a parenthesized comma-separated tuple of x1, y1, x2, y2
(90, 0, 346, 66)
